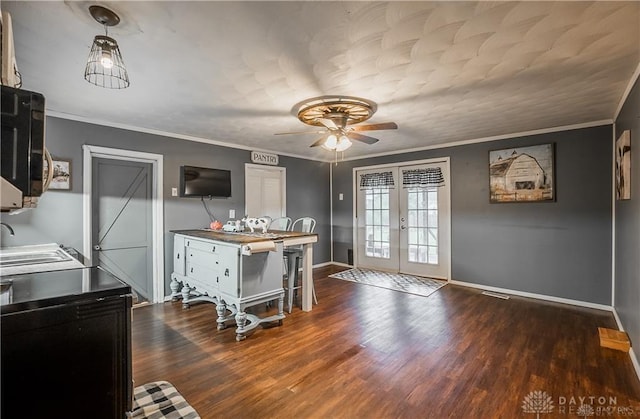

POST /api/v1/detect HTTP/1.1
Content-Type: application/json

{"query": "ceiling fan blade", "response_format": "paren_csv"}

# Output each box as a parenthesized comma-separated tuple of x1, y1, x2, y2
(317, 118, 338, 130)
(309, 136, 327, 147)
(274, 130, 325, 135)
(349, 132, 379, 145)
(350, 122, 398, 132)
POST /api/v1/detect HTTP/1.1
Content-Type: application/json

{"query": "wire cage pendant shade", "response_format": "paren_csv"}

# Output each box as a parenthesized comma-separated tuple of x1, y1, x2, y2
(84, 34, 129, 89)
(84, 6, 129, 89)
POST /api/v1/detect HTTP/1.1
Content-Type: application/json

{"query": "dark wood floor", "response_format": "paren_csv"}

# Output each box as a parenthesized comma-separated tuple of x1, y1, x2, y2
(132, 265, 640, 418)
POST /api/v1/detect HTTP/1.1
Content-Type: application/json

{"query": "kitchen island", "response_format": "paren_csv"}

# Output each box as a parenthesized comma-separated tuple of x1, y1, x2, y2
(170, 229, 317, 340)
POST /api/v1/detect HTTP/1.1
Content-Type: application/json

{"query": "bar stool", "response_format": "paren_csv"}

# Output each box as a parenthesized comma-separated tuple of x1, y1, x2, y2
(269, 217, 292, 231)
(283, 217, 317, 313)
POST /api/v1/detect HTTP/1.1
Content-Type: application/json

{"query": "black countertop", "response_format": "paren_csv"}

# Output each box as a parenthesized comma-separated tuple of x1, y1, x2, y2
(0, 266, 131, 315)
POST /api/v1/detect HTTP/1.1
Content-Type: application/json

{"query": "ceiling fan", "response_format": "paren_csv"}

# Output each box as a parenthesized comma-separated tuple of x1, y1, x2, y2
(275, 96, 398, 151)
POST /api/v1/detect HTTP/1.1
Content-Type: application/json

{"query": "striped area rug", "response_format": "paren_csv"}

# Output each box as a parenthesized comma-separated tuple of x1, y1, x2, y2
(329, 268, 446, 298)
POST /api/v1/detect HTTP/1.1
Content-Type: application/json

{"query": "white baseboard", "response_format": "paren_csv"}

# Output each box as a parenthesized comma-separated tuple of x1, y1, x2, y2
(613, 308, 624, 330)
(328, 261, 353, 268)
(629, 347, 640, 385)
(312, 261, 336, 268)
(449, 280, 613, 311)
(612, 308, 640, 384)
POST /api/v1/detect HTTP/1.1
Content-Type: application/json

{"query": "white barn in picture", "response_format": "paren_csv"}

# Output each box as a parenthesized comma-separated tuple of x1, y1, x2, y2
(490, 146, 553, 202)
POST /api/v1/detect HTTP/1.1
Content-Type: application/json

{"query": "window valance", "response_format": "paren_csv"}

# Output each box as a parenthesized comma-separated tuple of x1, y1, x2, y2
(360, 172, 395, 189)
(402, 168, 445, 188)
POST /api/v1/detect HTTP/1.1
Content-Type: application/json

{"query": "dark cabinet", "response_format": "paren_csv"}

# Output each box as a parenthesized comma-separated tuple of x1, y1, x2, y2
(1, 267, 132, 419)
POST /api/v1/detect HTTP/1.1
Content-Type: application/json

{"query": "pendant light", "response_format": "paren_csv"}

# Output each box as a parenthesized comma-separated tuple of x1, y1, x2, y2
(84, 5, 130, 89)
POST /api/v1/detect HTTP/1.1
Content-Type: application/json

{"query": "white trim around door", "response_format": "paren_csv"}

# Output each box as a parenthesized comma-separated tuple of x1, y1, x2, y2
(352, 157, 452, 280)
(82, 145, 165, 303)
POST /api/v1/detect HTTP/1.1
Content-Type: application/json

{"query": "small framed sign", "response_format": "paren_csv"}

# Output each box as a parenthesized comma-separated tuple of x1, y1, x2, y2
(44, 158, 71, 190)
(251, 151, 279, 166)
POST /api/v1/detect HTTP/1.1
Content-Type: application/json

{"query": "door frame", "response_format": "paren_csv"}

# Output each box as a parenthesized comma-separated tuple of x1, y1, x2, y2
(244, 163, 287, 217)
(82, 145, 165, 303)
(352, 157, 451, 280)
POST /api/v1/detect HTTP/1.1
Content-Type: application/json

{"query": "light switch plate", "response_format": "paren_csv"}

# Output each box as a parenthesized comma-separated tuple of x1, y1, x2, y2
(171, 187, 178, 197)
(229, 209, 235, 219)
(339, 193, 344, 201)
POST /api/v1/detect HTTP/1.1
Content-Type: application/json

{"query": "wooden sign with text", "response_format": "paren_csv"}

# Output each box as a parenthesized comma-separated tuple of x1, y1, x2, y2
(251, 151, 279, 166)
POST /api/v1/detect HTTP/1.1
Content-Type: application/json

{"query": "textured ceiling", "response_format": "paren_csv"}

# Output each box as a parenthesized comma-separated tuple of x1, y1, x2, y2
(3, 1, 639, 162)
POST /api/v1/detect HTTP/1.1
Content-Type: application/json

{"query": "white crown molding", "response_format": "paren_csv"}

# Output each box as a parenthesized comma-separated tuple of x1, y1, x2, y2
(341, 119, 613, 162)
(47, 110, 613, 165)
(614, 61, 640, 121)
(46, 110, 330, 163)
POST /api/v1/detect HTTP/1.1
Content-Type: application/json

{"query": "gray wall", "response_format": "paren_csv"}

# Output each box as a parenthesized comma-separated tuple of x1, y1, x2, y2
(332, 125, 613, 305)
(0, 116, 331, 295)
(614, 75, 640, 362)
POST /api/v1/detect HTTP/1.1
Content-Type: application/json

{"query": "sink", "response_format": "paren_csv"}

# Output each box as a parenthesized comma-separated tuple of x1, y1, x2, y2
(0, 244, 85, 276)
(0, 250, 72, 267)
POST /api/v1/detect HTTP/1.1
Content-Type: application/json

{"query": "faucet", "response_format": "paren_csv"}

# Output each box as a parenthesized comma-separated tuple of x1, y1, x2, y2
(1, 223, 15, 236)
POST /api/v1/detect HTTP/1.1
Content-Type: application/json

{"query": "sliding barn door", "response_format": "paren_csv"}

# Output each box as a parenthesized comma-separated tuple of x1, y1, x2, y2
(92, 158, 153, 300)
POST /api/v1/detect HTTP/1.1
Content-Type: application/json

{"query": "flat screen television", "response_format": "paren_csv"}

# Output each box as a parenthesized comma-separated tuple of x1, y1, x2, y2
(179, 165, 231, 198)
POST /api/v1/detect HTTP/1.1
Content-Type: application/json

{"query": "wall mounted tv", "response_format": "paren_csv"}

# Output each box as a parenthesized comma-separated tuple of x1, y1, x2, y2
(179, 165, 231, 198)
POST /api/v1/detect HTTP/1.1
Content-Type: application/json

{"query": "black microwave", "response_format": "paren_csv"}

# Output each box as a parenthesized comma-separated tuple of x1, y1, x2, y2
(1, 85, 46, 198)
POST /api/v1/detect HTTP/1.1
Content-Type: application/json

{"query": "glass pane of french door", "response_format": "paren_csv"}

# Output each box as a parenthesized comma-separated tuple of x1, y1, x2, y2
(406, 187, 439, 264)
(364, 188, 391, 258)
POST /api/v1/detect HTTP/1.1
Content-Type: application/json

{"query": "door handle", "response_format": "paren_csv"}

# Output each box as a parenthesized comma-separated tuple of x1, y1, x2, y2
(93, 245, 101, 251)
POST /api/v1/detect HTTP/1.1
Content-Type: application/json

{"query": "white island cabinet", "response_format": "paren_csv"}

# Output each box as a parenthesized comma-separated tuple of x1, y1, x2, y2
(170, 231, 285, 341)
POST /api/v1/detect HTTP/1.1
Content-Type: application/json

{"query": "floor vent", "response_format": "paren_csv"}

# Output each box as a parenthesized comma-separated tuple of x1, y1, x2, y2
(482, 291, 510, 300)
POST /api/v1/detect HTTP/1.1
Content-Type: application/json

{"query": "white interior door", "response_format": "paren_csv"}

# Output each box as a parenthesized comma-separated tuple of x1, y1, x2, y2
(245, 164, 286, 219)
(355, 160, 450, 279)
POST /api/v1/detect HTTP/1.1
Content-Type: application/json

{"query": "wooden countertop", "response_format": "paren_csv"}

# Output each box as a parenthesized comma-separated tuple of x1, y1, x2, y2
(171, 229, 317, 245)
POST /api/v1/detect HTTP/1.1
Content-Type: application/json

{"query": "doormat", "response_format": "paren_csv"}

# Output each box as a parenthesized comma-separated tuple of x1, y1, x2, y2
(329, 268, 446, 298)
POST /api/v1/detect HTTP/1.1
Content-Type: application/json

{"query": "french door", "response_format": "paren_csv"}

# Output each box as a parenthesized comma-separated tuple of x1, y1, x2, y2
(355, 160, 450, 279)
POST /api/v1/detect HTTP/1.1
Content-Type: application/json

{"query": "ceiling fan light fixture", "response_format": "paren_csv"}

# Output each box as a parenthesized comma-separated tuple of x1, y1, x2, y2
(323, 134, 338, 150)
(277, 95, 397, 156)
(336, 136, 352, 152)
(84, 6, 130, 89)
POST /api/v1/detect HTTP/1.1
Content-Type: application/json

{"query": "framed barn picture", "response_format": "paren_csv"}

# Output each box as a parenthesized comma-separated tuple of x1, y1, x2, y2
(43, 158, 71, 190)
(489, 144, 554, 203)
